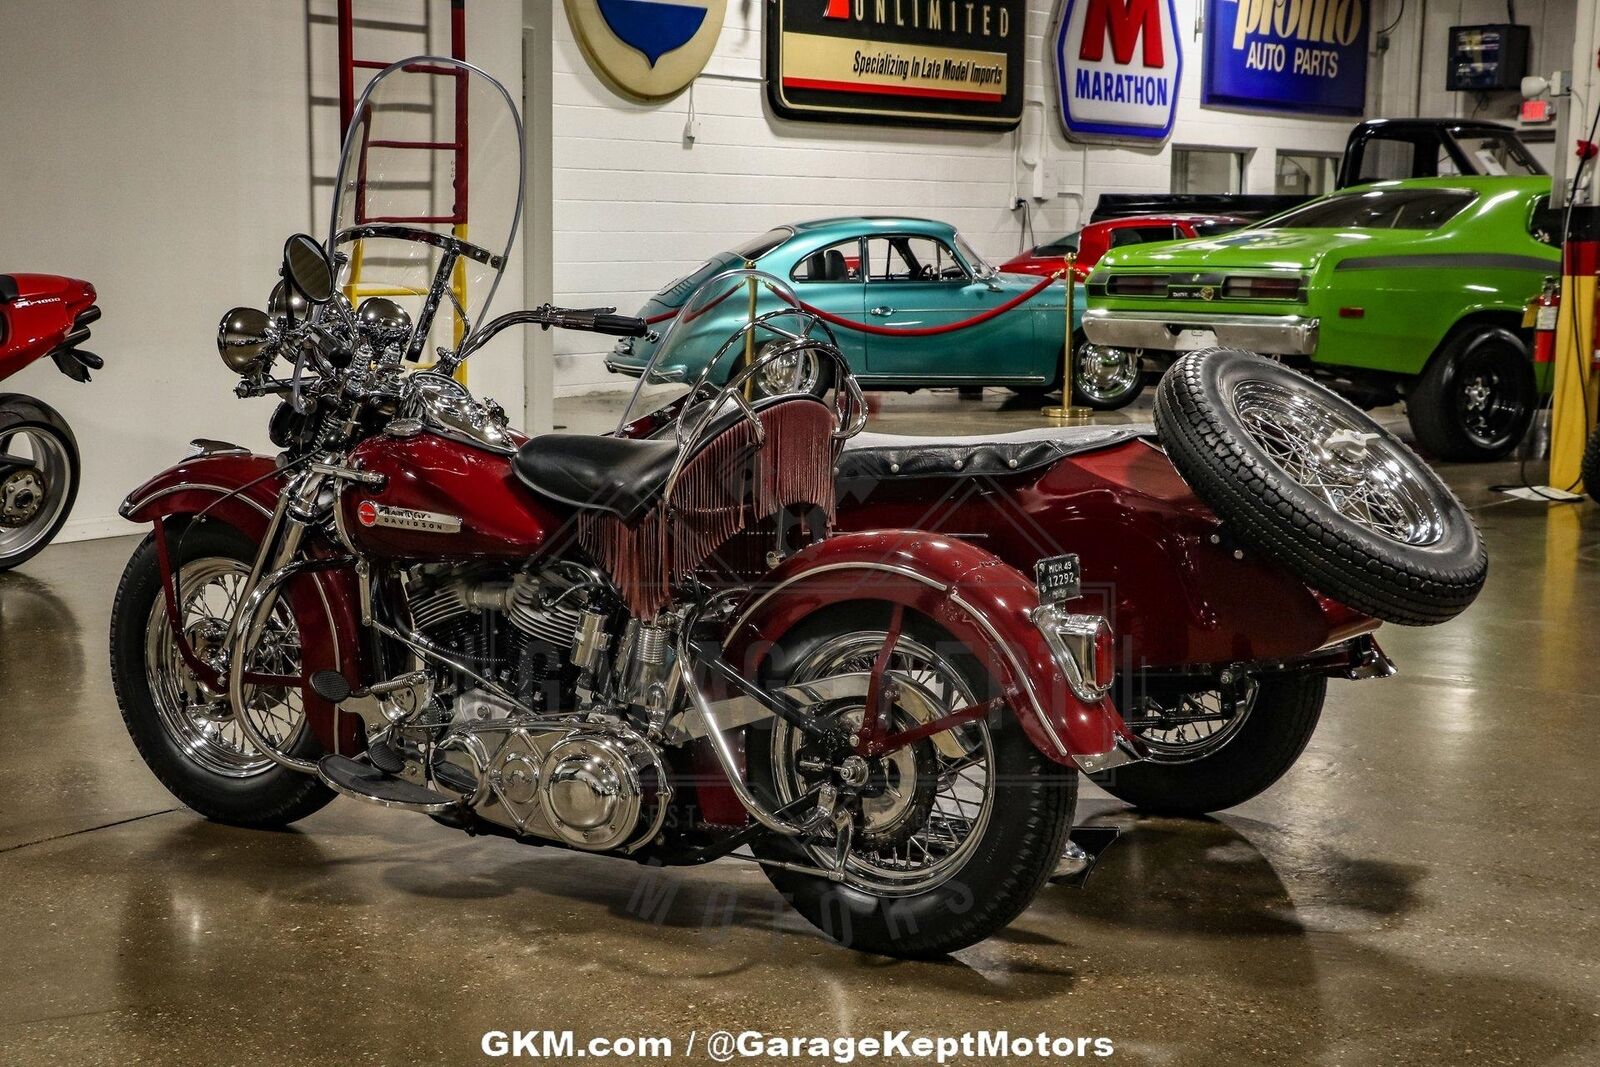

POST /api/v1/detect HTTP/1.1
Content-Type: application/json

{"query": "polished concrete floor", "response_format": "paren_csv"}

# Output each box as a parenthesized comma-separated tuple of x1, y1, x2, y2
(2, 390, 1597, 1066)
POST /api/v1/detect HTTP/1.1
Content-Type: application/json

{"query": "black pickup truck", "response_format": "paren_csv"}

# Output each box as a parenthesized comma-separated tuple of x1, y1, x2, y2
(1093, 118, 1548, 222)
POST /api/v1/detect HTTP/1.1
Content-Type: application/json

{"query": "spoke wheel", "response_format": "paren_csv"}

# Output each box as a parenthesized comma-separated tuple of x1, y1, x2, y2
(1232, 380, 1445, 547)
(771, 632, 995, 897)
(143, 556, 306, 778)
(1122, 682, 1258, 764)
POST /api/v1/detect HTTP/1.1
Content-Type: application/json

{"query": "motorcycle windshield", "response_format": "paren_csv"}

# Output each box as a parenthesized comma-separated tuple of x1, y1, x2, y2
(617, 269, 828, 428)
(327, 56, 524, 361)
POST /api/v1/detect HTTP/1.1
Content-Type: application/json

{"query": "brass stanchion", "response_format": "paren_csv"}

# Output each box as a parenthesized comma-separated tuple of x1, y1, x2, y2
(1043, 253, 1091, 423)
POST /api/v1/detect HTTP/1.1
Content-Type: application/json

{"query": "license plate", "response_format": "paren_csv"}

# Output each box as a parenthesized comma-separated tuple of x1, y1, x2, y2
(1171, 328, 1219, 351)
(1035, 553, 1081, 606)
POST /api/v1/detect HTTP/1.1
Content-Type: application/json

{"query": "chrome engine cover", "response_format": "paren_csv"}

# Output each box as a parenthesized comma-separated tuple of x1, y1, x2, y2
(431, 719, 670, 853)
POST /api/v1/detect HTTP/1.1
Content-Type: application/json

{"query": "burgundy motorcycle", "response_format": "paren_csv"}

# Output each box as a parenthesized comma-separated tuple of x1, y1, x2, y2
(0, 272, 101, 568)
(109, 59, 1128, 957)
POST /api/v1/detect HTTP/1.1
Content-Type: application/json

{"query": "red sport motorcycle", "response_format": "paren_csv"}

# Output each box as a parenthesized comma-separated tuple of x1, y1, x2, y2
(110, 59, 1484, 957)
(0, 272, 101, 568)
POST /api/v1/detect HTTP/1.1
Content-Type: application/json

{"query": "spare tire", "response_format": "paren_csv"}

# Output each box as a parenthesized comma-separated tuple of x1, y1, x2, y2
(1153, 348, 1486, 625)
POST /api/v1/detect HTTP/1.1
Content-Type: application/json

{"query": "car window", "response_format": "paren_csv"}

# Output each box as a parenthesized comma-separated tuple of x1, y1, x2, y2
(733, 227, 794, 259)
(1528, 195, 1560, 244)
(1190, 219, 1243, 238)
(1356, 138, 1419, 182)
(1268, 189, 1476, 230)
(864, 236, 967, 282)
(790, 240, 861, 283)
(1450, 129, 1544, 177)
(1037, 231, 1081, 256)
(1110, 226, 1179, 248)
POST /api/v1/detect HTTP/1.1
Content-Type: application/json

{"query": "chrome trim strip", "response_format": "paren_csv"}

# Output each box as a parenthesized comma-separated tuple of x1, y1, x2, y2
(121, 481, 274, 520)
(1082, 308, 1319, 356)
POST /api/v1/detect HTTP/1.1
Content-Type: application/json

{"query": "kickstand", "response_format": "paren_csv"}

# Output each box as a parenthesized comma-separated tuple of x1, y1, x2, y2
(1049, 826, 1121, 888)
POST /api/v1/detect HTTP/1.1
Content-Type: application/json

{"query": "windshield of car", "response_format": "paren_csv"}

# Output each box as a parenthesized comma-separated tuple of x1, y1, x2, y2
(1036, 231, 1081, 256)
(1264, 189, 1477, 231)
(955, 234, 995, 278)
(1448, 128, 1545, 177)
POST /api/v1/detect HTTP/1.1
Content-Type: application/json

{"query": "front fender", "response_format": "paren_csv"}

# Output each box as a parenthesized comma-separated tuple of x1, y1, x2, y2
(724, 530, 1142, 771)
(119, 445, 365, 754)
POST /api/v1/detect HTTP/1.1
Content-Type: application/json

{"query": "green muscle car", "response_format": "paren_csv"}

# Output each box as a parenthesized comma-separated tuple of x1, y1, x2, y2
(1084, 176, 1560, 460)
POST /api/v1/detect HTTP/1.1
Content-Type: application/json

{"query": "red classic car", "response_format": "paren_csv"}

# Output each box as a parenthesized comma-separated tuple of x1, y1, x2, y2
(999, 214, 1247, 280)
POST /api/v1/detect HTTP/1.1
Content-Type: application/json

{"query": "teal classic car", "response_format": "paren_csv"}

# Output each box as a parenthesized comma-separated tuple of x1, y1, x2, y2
(606, 217, 1112, 404)
(1084, 176, 1560, 460)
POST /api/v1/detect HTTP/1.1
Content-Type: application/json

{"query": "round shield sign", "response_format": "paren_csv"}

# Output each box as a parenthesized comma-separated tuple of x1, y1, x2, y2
(565, 0, 727, 102)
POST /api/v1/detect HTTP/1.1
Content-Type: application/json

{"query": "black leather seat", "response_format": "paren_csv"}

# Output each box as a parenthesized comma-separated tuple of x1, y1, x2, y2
(515, 434, 680, 524)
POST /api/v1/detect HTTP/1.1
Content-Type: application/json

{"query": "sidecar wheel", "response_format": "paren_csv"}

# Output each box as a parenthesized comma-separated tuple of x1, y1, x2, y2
(0, 396, 79, 571)
(1097, 675, 1325, 816)
(110, 521, 333, 828)
(749, 605, 1075, 958)
(1154, 348, 1486, 625)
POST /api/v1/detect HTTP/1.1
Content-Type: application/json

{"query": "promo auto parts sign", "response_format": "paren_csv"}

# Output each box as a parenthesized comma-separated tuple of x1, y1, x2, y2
(767, 0, 1025, 130)
(1054, 0, 1182, 144)
(1202, 0, 1368, 116)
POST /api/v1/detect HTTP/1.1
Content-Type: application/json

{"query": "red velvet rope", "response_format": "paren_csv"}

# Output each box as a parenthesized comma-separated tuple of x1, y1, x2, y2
(642, 271, 1062, 336)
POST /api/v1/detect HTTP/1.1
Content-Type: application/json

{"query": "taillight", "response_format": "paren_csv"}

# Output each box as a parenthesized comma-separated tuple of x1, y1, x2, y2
(1221, 275, 1305, 300)
(1031, 606, 1115, 702)
(1106, 274, 1170, 297)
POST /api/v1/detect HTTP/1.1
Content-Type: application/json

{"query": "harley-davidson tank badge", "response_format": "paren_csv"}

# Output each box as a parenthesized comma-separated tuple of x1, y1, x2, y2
(356, 501, 462, 534)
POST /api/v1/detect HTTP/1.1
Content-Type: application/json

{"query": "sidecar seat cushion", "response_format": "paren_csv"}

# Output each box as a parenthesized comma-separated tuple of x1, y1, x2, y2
(515, 434, 680, 524)
(836, 424, 1155, 481)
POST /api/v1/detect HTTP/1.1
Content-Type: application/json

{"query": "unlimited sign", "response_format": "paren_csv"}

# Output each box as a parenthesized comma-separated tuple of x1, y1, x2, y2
(1054, 0, 1182, 144)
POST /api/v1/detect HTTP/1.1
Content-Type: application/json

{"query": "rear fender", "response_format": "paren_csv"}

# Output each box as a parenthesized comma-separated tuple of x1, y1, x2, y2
(120, 446, 365, 754)
(723, 530, 1143, 771)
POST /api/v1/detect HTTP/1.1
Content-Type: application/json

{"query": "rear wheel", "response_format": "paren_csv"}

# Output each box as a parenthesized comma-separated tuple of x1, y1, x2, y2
(0, 397, 79, 571)
(110, 521, 333, 827)
(1098, 675, 1326, 815)
(1407, 325, 1537, 462)
(1074, 342, 1145, 410)
(749, 605, 1074, 958)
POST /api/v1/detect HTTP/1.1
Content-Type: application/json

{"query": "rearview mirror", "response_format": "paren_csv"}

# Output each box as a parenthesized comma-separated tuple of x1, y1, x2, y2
(282, 234, 335, 305)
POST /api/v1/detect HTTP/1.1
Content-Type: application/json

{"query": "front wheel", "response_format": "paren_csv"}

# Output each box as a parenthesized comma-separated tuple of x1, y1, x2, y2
(109, 520, 333, 827)
(0, 396, 80, 570)
(1406, 325, 1537, 462)
(749, 605, 1075, 957)
(1097, 675, 1326, 816)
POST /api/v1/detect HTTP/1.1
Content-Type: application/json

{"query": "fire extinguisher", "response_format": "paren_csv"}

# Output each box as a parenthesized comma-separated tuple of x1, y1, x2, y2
(1528, 275, 1560, 365)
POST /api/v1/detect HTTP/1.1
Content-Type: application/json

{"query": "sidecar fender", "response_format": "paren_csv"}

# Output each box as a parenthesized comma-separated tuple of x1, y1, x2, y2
(120, 446, 364, 754)
(723, 530, 1143, 771)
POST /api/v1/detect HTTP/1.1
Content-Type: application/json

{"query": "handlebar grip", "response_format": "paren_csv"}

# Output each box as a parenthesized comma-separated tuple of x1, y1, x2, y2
(589, 313, 649, 338)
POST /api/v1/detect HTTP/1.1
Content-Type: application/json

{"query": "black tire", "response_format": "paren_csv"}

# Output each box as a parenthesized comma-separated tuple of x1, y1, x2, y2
(1583, 424, 1600, 506)
(1406, 325, 1537, 462)
(1098, 675, 1325, 816)
(1155, 348, 1486, 625)
(0, 395, 80, 571)
(1073, 341, 1146, 411)
(748, 604, 1075, 958)
(110, 521, 334, 828)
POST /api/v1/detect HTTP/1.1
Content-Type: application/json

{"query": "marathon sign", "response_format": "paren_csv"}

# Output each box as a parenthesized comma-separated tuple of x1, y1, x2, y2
(1202, 0, 1368, 116)
(1054, 0, 1182, 144)
(766, 0, 1025, 130)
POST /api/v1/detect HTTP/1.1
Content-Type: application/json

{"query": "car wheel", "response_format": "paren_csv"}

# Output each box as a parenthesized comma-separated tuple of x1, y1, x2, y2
(749, 342, 836, 400)
(1154, 348, 1486, 625)
(1073, 342, 1145, 410)
(1406, 325, 1536, 462)
(1583, 424, 1600, 505)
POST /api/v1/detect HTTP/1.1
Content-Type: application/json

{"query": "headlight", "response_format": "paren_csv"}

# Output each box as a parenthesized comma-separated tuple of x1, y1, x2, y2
(216, 307, 273, 374)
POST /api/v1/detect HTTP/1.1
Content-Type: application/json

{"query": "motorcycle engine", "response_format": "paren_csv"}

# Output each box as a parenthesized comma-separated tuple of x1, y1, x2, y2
(403, 562, 670, 853)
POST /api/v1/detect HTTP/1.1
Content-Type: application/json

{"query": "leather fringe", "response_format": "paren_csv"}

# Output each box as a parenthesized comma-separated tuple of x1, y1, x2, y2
(579, 398, 838, 619)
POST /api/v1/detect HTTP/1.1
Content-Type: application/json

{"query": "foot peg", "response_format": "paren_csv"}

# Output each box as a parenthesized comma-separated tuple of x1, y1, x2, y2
(309, 669, 352, 703)
(316, 754, 459, 814)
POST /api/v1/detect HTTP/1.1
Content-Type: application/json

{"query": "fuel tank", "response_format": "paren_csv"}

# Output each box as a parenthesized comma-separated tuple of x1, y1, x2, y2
(341, 429, 569, 560)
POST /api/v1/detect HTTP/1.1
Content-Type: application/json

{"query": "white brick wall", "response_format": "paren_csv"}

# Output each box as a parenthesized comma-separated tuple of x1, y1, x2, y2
(548, 0, 1364, 394)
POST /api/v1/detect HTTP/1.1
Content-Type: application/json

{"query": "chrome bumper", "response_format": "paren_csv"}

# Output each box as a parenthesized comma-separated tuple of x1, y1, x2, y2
(1082, 308, 1320, 356)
